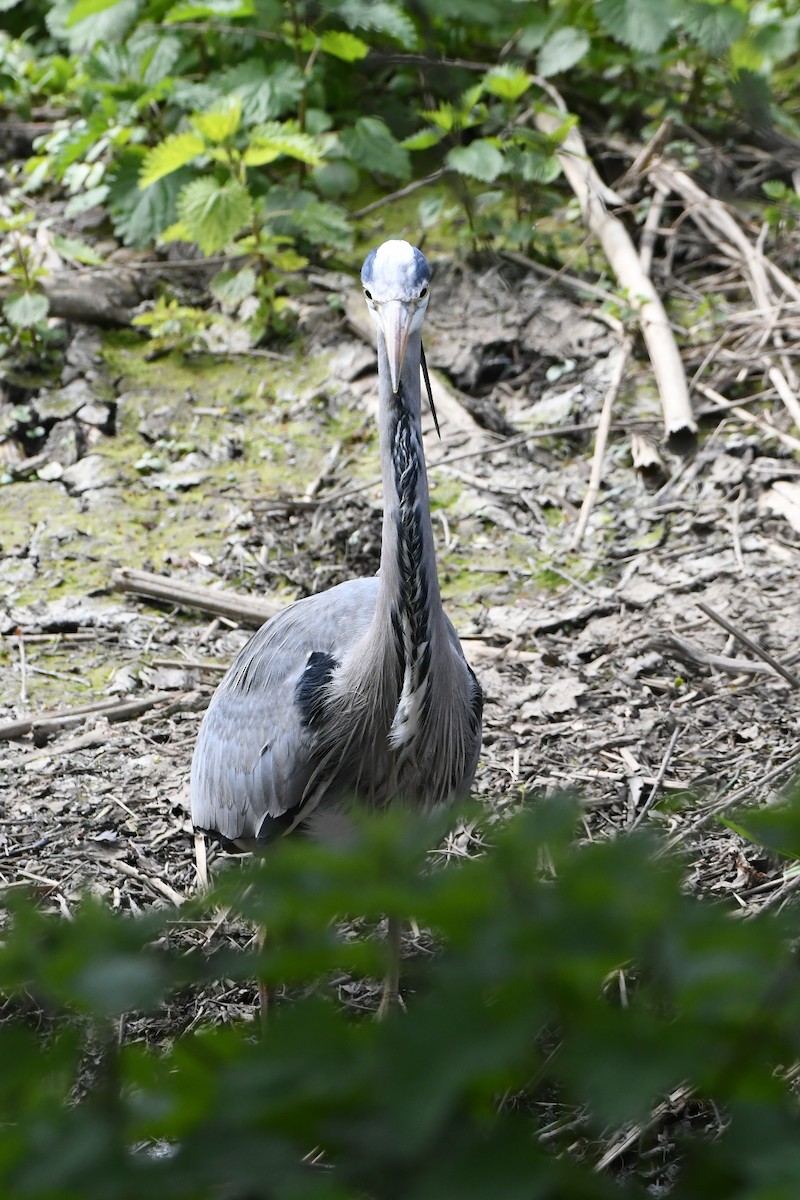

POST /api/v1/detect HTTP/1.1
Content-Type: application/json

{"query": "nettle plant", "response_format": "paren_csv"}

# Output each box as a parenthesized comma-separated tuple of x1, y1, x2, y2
(1, 0, 798, 349)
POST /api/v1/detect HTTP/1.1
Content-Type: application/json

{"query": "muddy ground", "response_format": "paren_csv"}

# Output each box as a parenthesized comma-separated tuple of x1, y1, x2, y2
(1, 180, 800, 1171)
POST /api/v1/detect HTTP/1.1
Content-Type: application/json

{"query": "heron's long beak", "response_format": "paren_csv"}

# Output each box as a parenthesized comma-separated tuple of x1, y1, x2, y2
(379, 300, 412, 393)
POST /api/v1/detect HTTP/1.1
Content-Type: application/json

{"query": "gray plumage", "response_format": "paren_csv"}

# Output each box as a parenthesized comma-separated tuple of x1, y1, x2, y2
(190, 239, 482, 851)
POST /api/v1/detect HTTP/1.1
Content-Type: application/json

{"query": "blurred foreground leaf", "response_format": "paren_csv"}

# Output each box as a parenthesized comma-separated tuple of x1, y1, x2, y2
(1, 796, 800, 1197)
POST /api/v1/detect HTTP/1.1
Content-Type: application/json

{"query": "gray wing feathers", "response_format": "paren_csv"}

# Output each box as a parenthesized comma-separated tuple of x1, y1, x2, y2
(190, 577, 379, 843)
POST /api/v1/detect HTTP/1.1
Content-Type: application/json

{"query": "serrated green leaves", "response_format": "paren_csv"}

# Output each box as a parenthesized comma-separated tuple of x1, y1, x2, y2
(176, 178, 253, 254)
(447, 140, 505, 183)
(164, 0, 255, 20)
(244, 122, 323, 167)
(210, 265, 257, 311)
(596, 0, 677, 54)
(139, 132, 206, 188)
(483, 65, 532, 102)
(66, 0, 125, 23)
(319, 30, 370, 61)
(682, 2, 748, 56)
(537, 27, 591, 77)
(335, 0, 418, 46)
(291, 199, 352, 250)
(341, 117, 410, 180)
(191, 96, 242, 143)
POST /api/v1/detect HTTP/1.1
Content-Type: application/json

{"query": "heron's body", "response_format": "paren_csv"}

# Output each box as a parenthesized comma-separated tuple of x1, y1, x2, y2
(191, 240, 482, 857)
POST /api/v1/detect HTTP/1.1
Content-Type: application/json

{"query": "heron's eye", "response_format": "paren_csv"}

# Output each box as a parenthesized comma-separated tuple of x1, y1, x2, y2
(364, 289, 373, 301)
(419, 286, 428, 298)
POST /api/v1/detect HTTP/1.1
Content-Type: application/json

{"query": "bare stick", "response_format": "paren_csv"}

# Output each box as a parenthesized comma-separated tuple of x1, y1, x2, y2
(571, 340, 631, 549)
(194, 830, 209, 893)
(614, 118, 674, 194)
(696, 601, 800, 690)
(595, 1084, 694, 1172)
(0, 691, 189, 743)
(112, 567, 278, 626)
(638, 187, 669, 276)
(697, 384, 800, 454)
(535, 102, 696, 453)
(17, 633, 27, 704)
(629, 725, 681, 830)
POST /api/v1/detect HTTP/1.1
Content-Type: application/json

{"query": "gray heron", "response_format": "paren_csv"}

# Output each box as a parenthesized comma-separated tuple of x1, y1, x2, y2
(190, 239, 483, 1013)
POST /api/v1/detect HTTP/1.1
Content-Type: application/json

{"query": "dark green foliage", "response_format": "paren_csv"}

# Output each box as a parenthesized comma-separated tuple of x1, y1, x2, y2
(1, 0, 799, 351)
(2, 798, 800, 1197)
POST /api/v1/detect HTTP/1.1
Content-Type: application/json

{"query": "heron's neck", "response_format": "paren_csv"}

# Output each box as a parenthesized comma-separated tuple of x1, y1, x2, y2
(376, 328, 445, 679)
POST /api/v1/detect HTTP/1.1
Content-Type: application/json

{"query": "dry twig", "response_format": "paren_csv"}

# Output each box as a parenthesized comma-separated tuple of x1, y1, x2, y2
(571, 340, 631, 549)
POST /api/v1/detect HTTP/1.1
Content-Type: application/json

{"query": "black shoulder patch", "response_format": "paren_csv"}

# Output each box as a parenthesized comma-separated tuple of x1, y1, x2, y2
(295, 651, 338, 729)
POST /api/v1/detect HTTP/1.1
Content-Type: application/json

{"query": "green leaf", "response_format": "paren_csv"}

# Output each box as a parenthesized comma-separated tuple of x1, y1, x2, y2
(210, 266, 257, 311)
(342, 117, 410, 180)
(177, 177, 253, 254)
(208, 60, 304, 126)
(319, 30, 370, 62)
(55, 0, 139, 49)
(244, 122, 323, 167)
(139, 133, 206, 189)
(402, 127, 446, 151)
(191, 97, 243, 144)
(138, 34, 183, 89)
(763, 180, 797, 202)
(164, 0, 255, 20)
(67, 0, 128, 24)
(335, 0, 418, 47)
(446, 140, 505, 183)
(290, 200, 352, 250)
(596, 0, 677, 53)
(520, 150, 562, 184)
(109, 151, 189, 247)
(681, 2, 747, 55)
(483, 64, 532, 102)
(64, 184, 109, 217)
(3, 292, 50, 329)
(422, 103, 457, 133)
(537, 27, 591, 77)
(311, 159, 360, 198)
(52, 235, 104, 266)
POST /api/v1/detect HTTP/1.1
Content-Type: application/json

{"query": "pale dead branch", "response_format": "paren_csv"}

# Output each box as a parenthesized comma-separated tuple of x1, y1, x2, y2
(112, 567, 279, 626)
(535, 102, 696, 453)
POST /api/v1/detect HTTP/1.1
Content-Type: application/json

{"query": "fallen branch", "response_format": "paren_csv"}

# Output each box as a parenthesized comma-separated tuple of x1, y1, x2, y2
(112, 567, 278, 626)
(534, 99, 696, 453)
(0, 268, 151, 326)
(646, 634, 788, 680)
(0, 691, 194, 744)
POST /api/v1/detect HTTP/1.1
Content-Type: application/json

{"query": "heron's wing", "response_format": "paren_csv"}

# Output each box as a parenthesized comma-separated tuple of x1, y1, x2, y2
(190, 577, 378, 845)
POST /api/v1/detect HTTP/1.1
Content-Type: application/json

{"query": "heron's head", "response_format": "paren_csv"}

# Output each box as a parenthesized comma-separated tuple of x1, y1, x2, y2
(361, 240, 431, 393)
